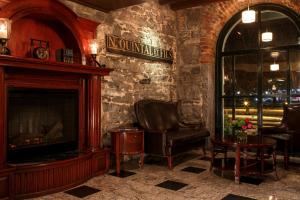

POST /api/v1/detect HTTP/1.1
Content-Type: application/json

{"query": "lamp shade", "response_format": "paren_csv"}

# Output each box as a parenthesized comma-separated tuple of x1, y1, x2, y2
(242, 9, 256, 23)
(270, 63, 279, 71)
(0, 18, 11, 39)
(262, 31, 273, 42)
(89, 39, 98, 55)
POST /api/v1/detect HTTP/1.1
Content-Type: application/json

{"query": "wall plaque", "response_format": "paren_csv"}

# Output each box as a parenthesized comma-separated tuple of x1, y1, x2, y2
(105, 34, 173, 64)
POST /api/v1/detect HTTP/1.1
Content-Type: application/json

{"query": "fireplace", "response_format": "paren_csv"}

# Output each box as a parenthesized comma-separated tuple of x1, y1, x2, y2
(0, 0, 112, 198)
(7, 88, 78, 163)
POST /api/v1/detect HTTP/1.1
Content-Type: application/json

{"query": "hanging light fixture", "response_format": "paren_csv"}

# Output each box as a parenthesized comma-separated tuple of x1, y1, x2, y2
(262, 31, 273, 42)
(270, 63, 279, 71)
(242, 0, 256, 23)
(270, 51, 279, 71)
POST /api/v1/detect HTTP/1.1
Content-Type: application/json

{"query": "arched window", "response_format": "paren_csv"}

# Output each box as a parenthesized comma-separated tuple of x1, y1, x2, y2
(216, 4, 300, 136)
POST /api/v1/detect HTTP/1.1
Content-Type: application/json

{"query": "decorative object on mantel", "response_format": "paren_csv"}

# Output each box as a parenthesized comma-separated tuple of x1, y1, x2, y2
(0, 18, 11, 55)
(56, 48, 74, 64)
(89, 39, 106, 68)
(105, 34, 173, 64)
(30, 38, 50, 60)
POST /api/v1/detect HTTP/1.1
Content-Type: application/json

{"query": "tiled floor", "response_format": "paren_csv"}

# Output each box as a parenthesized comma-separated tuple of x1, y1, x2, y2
(34, 152, 300, 200)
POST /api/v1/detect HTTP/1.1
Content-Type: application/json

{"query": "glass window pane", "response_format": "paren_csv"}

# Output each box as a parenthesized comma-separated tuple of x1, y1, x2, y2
(262, 51, 288, 96)
(223, 98, 233, 135)
(261, 11, 300, 48)
(290, 50, 300, 96)
(262, 99, 285, 127)
(235, 54, 258, 96)
(223, 18, 259, 52)
(222, 56, 233, 96)
(235, 98, 258, 129)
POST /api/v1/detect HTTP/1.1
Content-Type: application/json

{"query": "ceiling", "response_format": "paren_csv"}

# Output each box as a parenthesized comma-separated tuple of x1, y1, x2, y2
(68, 0, 229, 12)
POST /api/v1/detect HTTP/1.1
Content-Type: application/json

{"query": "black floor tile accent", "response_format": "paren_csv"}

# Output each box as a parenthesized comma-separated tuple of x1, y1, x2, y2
(109, 170, 136, 178)
(240, 176, 264, 185)
(156, 180, 188, 191)
(65, 185, 100, 198)
(181, 166, 206, 174)
(199, 156, 211, 161)
(222, 194, 257, 200)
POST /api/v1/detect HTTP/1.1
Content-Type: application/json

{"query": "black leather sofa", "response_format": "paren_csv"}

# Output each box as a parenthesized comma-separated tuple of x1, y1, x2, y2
(134, 99, 210, 169)
(261, 104, 300, 169)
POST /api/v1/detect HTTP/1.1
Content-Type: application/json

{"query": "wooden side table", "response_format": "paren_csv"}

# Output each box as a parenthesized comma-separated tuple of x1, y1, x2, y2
(109, 128, 144, 175)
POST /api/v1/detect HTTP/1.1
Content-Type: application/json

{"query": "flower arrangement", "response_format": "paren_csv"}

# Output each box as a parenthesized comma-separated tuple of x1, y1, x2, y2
(224, 116, 256, 136)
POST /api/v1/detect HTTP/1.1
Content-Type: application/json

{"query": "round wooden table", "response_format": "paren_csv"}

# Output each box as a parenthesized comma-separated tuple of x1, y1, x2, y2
(210, 135, 277, 183)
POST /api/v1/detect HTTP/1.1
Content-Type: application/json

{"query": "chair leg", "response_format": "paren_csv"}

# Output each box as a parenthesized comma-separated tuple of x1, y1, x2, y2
(202, 145, 206, 156)
(210, 149, 215, 172)
(273, 147, 279, 180)
(167, 156, 173, 170)
(284, 140, 289, 170)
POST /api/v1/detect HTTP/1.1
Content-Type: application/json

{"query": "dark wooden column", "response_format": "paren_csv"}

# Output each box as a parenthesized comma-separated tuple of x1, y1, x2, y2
(0, 67, 5, 168)
(88, 75, 101, 152)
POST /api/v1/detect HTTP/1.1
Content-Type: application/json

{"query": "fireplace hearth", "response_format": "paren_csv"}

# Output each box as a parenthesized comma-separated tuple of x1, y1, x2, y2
(7, 88, 78, 163)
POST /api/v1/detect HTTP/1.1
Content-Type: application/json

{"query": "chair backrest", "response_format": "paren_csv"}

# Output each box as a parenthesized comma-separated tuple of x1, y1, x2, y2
(134, 99, 180, 131)
(283, 104, 300, 131)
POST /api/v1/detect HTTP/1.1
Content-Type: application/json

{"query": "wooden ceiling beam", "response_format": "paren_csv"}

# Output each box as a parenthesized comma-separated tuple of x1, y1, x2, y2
(68, 0, 109, 12)
(170, 0, 230, 10)
(159, 0, 185, 5)
(67, 0, 145, 12)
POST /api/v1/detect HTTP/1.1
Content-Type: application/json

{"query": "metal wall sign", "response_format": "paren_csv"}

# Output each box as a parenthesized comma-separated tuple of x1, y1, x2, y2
(105, 34, 173, 64)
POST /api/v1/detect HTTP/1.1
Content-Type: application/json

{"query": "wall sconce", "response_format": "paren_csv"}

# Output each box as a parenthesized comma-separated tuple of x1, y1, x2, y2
(0, 18, 11, 55)
(262, 31, 273, 42)
(242, 0, 255, 24)
(89, 39, 105, 68)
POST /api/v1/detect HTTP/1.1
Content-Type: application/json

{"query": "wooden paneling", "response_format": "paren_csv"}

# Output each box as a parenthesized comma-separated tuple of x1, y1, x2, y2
(0, 67, 5, 169)
(0, 0, 10, 8)
(6, 150, 108, 199)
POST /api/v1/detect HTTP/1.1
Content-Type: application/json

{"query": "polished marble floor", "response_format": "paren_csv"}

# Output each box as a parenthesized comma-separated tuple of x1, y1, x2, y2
(34, 152, 300, 200)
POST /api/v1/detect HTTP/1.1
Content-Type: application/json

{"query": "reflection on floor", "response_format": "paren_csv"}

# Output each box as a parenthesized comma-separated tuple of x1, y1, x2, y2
(35, 151, 300, 200)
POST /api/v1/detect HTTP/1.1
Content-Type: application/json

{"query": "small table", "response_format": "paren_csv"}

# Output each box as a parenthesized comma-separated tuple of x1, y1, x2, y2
(109, 128, 144, 175)
(211, 135, 277, 183)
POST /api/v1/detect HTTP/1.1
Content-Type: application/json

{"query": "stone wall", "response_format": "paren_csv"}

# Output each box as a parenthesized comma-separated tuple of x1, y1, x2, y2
(176, 0, 300, 136)
(61, 0, 177, 146)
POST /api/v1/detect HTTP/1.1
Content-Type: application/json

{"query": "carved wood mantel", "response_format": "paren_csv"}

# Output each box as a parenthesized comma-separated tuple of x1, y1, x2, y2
(0, 0, 112, 198)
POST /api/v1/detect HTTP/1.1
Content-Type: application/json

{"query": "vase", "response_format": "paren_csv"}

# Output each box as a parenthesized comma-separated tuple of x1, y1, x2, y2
(235, 130, 247, 143)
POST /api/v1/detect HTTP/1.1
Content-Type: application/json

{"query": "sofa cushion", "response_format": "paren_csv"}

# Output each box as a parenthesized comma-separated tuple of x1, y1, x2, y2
(166, 127, 210, 146)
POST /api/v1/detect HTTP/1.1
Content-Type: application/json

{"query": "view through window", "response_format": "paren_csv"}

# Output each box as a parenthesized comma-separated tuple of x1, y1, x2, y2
(217, 5, 300, 136)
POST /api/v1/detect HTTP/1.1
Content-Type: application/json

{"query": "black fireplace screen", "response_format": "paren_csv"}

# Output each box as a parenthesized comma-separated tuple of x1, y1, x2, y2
(7, 88, 78, 163)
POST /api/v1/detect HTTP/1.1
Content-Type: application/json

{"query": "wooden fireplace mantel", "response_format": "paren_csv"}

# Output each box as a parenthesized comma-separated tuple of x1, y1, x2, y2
(0, 55, 113, 76)
(0, 0, 113, 198)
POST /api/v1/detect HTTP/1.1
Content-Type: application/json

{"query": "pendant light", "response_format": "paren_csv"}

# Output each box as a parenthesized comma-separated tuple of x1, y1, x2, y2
(262, 31, 273, 42)
(270, 52, 279, 71)
(242, 0, 256, 23)
(270, 63, 279, 71)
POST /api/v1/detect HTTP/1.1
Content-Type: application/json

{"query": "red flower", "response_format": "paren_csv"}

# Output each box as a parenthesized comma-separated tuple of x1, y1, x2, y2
(242, 125, 248, 130)
(245, 118, 250, 123)
(247, 123, 253, 129)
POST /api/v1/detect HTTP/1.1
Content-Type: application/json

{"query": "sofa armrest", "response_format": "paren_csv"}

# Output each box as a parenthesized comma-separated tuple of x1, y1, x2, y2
(144, 130, 167, 155)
